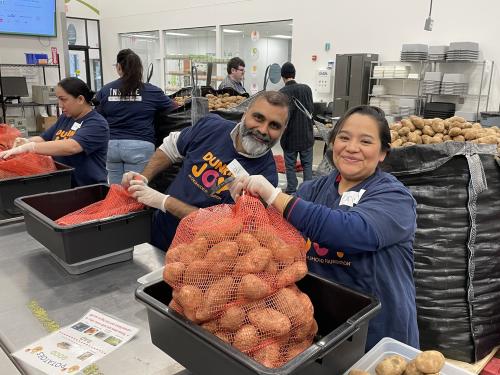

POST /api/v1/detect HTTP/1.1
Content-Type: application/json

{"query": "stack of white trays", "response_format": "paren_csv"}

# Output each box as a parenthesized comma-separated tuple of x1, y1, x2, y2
(422, 72, 443, 94)
(429, 45, 448, 61)
(383, 66, 396, 78)
(394, 66, 410, 78)
(446, 42, 479, 61)
(401, 44, 428, 61)
(371, 85, 386, 96)
(398, 98, 417, 116)
(373, 66, 384, 78)
(441, 74, 468, 95)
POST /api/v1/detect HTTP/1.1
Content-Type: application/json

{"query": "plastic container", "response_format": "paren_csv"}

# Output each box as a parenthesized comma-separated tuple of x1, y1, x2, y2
(14, 184, 152, 265)
(25, 53, 36, 64)
(344, 337, 474, 375)
(0, 162, 73, 215)
(135, 273, 381, 375)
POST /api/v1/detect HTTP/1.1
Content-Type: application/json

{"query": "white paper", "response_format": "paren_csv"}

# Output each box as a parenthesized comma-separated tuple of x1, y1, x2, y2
(227, 159, 249, 177)
(13, 309, 138, 375)
(339, 189, 366, 207)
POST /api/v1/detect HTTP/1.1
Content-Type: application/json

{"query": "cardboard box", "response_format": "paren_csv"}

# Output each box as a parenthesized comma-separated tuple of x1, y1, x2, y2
(36, 115, 57, 132)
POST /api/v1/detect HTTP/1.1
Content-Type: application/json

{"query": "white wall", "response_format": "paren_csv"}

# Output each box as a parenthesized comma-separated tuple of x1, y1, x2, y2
(75, 0, 500, 110)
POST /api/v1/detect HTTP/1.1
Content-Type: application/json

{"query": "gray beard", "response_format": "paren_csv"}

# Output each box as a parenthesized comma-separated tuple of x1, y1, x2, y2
(236, 120, 277, 158)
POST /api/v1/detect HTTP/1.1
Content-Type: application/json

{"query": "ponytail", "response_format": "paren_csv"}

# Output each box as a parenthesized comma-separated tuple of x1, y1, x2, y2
(116, 49, 143, 97)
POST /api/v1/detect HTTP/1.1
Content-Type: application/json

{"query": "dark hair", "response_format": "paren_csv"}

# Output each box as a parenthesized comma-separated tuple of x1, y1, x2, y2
(57, 77, 95, 104)
(281, 62, 296, 79)
(247, 91, 290, 124)
(328, 105, 391, 153)
(116, 49, 143, 96)
(227, 57, 245, 75)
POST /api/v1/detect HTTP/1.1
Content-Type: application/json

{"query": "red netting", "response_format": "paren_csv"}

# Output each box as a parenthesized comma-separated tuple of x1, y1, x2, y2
(273, 154, 303, 174)
(0, 124, 20, 151)
(55, 184, 144, 226)
(163, 195, 317, 368)
(0, 153, 57, 179)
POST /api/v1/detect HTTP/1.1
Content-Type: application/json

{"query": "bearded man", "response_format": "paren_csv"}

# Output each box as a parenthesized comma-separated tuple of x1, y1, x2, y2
(124, 91, 289, 251)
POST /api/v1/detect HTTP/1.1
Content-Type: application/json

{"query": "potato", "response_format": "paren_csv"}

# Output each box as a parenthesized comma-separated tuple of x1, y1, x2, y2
(214, 330, 232, 344)
(402, 142, 416, 147)
(410, 116, 424, 129)
(443, 135, 452, 142)
(165, 243, 187, 263)
(349, 370, 371, 375)
(391, 139, 404, 148)
(233, 324, 260, 352)
(463, 122, 473, 129)
(448, 127, 462, 137)
(390, 123, 402, 131)
(463, 129, 480, 140)
(298, 291, 315, 316)
(273, 244, 301, 264)
(431, 119, 445, 133)
(421, 135, 432, 144)
(240, 274, 272, 300)
(450, 116, 465, 123)
(414, 350, 445, 374)
(201, 320, 218, 333)
(198, 218, 243, 243)
(398, 127, 411, 136)
(248, 308, 291, 336)
(431, 135, 442, 144)
(163, 262, 185, 285)
(404, 360, 423, 375)
(375, 355, 407, 375)
(287, 340, 311, 361)
(276, 261, 308, 288)
(236, 233, 260, 255)
(206, 276, 234, 308)
(422, 125, 435, 137)
(168, 298, 183, 314)
(476, 135, 497, 144)
(234, 246, 272, 274)
(407, 132, 422, 144)
(414, 129, 422, 136)
(292, 318, 317, 342)
(423, 119, 433, 126)
(453, 135, 465, 142)
(401, 119, 416, 131)
(390, 130, 399, 143)
(177, 285, 203, 312)
(254, 342, 281, 368)
(219, 306, 246, 331)
(183, 259, 208, 284)
(205, 241, 238, 274)
(264, 260, 278, 275)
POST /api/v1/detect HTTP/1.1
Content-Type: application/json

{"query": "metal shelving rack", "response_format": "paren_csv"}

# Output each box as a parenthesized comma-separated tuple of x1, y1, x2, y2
(164, 55, 229, 94)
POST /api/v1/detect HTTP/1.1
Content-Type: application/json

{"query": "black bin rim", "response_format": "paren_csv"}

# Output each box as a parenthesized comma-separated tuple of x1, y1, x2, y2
(0, 161, 73, 184)
(14, 183, 151, 232)
(135, 273, 381, 375)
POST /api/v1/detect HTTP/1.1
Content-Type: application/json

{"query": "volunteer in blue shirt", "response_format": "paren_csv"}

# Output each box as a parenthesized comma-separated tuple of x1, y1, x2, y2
(0, 77, 109, 187)
(230, 105, 419, 350)
(95, 49, 177, 184)
(125, 91, 289, 251)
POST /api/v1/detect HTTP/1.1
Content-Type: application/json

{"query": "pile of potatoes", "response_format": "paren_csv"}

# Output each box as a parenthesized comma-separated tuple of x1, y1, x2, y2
(390, 115, 500, 154)
(349, 349, 446, 375)
(206, 93, 246, 111)
(163, 197, 317, 368)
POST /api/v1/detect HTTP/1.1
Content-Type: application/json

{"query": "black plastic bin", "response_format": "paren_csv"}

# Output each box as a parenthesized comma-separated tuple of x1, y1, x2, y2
(135, 273, 381, 375)
(14, 184, 152, 264)
(0, 161, 73, 215)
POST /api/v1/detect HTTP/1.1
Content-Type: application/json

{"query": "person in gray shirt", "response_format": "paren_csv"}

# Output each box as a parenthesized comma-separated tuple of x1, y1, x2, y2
(218, 57, 247, 94)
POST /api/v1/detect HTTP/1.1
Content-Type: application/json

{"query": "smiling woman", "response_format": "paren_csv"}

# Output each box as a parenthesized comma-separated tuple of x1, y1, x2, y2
(230, 105, 420, 352)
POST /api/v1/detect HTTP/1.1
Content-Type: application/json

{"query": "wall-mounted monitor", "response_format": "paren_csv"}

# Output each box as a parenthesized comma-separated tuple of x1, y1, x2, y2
(0, 0, 57, 37)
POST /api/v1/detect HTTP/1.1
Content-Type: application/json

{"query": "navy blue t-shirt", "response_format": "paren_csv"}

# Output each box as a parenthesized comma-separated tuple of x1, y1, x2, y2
(151, 114, 278, 250)
(95, 79, 176, 144)
(286, 168, 419, 350)
(41, 111, 109, 187)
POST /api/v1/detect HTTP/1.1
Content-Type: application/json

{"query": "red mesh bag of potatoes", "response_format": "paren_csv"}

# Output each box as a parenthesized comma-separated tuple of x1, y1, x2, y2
(0, 153, 57, 179)
(55, 184, 144, 226)
(0, 124, 20, 151)
(163, 195, 316, 368)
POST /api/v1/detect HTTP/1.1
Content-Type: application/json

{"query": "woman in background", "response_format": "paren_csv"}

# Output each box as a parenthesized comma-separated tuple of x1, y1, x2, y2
(95, 49, 177, 184)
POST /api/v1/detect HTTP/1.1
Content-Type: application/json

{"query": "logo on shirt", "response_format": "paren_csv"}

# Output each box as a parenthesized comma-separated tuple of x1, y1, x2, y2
(54, 129, 76, 140)
(305, 239, 351, 267)
(189, 151, 234, 199)
(108, 88, 142, 101)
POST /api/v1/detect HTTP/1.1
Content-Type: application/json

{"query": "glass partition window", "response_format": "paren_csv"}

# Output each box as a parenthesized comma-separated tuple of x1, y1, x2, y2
(221, 20, 293, 94)
(119, 31, 161, 88)
(164, 26, 216, 93)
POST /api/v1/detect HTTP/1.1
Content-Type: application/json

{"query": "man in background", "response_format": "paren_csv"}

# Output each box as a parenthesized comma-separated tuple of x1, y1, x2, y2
(218, 57, 247, 94)
(279, 62, 314, 194)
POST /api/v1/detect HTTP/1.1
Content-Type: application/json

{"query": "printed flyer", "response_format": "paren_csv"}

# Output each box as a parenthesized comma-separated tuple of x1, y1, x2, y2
(13, 309, 138, 374)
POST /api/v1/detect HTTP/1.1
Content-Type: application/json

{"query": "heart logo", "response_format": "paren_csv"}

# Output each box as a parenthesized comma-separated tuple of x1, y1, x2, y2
(313, 242, 329, 257)
(336, 251, 344, 259)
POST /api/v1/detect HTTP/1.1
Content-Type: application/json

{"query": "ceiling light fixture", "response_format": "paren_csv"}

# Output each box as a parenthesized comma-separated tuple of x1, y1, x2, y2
(270, 34, 292, 39)
(165, 32, 191, 37)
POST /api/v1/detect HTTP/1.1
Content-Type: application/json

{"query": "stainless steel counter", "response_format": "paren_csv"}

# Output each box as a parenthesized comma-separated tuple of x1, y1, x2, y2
(0, 222, 190, 375)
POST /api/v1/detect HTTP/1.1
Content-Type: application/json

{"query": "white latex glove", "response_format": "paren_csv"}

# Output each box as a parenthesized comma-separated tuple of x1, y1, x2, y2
(0, 142, 36, 159)
(13, 137, 30, 147)
(230, 175, 281, 205)
(121, 171, 148, 189)
(128, 180, 169, 212)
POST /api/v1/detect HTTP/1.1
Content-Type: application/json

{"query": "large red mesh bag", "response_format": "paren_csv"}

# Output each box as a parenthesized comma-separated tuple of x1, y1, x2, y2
(0, 153, 57, 179)
(55, 185, 144, 226)
(163, 195, 317, 368)
(0, 124, 20, 151)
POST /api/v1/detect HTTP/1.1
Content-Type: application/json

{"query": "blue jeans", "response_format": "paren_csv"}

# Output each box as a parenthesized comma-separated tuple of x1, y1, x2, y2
(284, 147, 313, 194)
(106, 139, 155, 184)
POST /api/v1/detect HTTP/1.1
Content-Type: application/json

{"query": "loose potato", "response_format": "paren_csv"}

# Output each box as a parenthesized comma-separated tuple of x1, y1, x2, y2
(219, 306, 246, 331)
(248, 308, 291, 337)
(240, 274, 272, 300)
(402, 142, 416, 147)
(390, 123, 403, 131)
(430, 135, 442, 144)
(448, 127, 462, 137)
(177, 285, 203, 312)
(404, 360, 423, 375)
(254, 342, 281, 368)
(163, 262, 185, 285)
(414, 129, 423, 136)
(410, 116, 424, 129)
(476, 135, 497, 144)
(422, 135, 432, 144)
(375, 355, 407, 375)
(392, 139, 404, 148)
(422, 125, 435, 137)
(443, 135, 452, 142)
(401, 119, 412, 128)
(236, 233, 260, 255)
(414, 350, 445, 374)
(201, 320, 218, 333)
(390, 130, 399, 143)
(234, 246, 272, 274)
(423, 119, 433, 126)
(276, 261, 308, 288)
(463, 129, 480, 140)
(431, 119, 445, 133)
(463, 122, 473, 129)
(407, 132, 422, 144)
(349, 370, 371, 375)
(233, 325, 260, 352)
(450, 116, 465, 123)
(398, 127, 411, 136)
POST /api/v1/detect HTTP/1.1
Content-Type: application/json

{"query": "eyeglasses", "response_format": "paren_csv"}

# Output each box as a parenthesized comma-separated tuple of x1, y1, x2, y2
(236, 68, 245, 73)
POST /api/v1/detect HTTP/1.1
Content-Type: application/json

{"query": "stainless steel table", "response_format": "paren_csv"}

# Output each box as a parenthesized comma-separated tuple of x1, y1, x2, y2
(0, 222, 190, 375)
